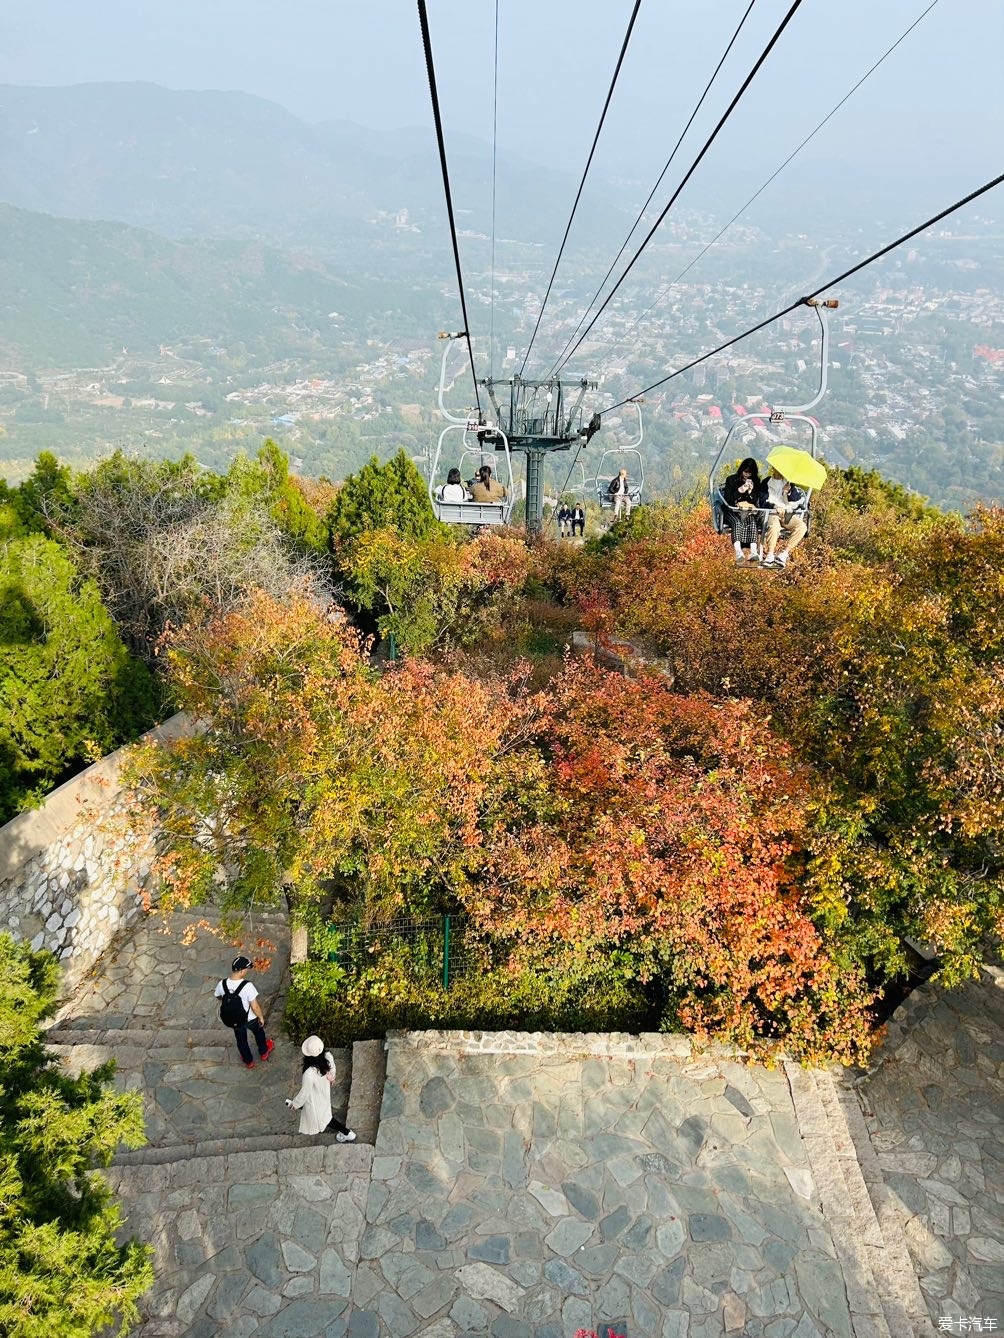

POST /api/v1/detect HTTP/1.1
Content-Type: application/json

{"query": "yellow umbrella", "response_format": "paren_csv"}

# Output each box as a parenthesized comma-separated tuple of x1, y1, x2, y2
(766, 446, 827, 490)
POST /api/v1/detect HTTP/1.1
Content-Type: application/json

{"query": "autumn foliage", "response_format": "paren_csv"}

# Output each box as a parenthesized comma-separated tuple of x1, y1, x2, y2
(134, 585, 874, 1063)
(131, 469, 1004, 1064)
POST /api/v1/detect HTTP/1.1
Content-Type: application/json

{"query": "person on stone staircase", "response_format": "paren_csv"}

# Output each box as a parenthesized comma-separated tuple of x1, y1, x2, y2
(285, 1035, 357, 1142)
(214, 954, 275, 1070)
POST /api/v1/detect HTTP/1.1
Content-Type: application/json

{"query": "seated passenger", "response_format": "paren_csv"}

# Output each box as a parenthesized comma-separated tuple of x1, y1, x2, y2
(721, 456, 764, 563)
(571, 503, 585, 537)
(607, 468, 633, 520)
(762, 470, 807, 568)
(470, 464, 507, 503)
(437, 467, 471, 502)
(555, 504, 571, 538)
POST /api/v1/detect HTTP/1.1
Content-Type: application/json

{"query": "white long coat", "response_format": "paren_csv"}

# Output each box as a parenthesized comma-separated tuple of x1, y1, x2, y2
(289, 1054, 335, 1135)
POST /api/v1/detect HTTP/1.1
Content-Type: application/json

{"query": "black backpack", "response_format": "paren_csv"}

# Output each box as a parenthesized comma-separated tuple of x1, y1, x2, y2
(219, 979, 250, 1028)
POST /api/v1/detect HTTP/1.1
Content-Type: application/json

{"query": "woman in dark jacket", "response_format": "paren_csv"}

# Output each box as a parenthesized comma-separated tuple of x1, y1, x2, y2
(721, 457, 764, 562)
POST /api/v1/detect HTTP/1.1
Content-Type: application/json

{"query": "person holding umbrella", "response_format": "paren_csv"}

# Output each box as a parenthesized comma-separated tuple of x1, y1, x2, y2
(761, 446, 826, 569)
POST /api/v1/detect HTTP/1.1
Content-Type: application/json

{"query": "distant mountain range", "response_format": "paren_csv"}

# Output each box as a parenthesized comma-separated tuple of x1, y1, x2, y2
(0, 81, 631, 247)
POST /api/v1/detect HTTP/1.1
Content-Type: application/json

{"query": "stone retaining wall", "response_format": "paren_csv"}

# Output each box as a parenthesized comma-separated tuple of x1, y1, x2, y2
(0, 713, 188, 989)
(386, 1028, 709, 1058)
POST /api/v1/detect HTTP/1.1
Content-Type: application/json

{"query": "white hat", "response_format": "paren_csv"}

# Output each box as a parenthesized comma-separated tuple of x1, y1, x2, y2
(301, 1035, 324, 1057)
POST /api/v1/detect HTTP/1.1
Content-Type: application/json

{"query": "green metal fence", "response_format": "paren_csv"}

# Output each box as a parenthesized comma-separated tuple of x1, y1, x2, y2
(326, 913, 471, 990)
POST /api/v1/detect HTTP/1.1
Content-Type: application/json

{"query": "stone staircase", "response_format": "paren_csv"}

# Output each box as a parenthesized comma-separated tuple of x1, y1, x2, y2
(785, 1061, 931, 1338)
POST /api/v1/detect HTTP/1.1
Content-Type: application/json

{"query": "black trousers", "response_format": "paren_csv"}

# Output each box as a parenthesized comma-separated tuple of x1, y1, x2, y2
(233, 1018, 269, 1064)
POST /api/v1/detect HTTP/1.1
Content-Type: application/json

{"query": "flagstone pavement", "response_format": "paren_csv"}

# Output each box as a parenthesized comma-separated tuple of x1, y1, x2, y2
(45, 910, 1003, 1338)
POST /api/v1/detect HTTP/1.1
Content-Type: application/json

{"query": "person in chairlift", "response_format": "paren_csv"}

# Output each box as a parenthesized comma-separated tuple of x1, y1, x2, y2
(721, 456, 764, 563)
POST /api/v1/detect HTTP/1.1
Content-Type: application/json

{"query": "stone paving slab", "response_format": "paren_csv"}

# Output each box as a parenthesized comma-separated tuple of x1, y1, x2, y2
(858, 959, 1004, 1327)
(53, 910, 352, 1152)
(56, 908, 290, 1032)
(58, 902, 1001, 1338)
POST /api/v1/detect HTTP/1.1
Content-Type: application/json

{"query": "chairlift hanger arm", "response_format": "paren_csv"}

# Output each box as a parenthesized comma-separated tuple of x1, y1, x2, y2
(479, 377, 504, 426)
(438, 333, 474, 425)
(562, 379, 590, 435)
(626, 398, 644, 450)
(771, 299, 838, 417)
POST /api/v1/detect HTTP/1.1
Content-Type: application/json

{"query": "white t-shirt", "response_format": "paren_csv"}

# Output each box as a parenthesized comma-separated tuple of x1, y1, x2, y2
(438, 483, 470, 501)
(214, 976, 258, 1022)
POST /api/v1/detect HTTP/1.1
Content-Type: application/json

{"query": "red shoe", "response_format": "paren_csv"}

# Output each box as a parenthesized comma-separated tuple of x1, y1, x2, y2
(261, 1039, 275, 1062)
(244, 1061, 256, 1070)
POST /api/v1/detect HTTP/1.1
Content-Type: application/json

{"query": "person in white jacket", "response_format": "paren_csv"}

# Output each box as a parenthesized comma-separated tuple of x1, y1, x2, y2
(285, 1036, 356, 1141)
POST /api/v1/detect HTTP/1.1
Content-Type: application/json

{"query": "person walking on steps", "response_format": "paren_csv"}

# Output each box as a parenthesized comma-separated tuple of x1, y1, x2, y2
(215, 955, 274, 1069)
(285, 1036, 357, 1141)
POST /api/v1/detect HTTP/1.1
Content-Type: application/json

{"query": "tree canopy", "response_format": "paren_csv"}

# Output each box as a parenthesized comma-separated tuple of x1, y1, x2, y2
(0, 534, 158, 822)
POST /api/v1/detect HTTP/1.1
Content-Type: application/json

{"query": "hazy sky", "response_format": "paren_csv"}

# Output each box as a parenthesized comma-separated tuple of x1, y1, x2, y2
(2, 0, 1001, 203)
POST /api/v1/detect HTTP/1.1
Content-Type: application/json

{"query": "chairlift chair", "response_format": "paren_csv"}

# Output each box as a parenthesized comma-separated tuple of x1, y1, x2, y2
(709, 299, 837, 547)
(429, 334, 515, 525)
(429, 422, 515, 526)
(596, 399, 645, 510)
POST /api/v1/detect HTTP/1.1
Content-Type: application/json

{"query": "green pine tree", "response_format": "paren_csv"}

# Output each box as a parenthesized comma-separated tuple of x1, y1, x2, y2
(327, 450, 439, 551)
(0, 935, 152, 1337)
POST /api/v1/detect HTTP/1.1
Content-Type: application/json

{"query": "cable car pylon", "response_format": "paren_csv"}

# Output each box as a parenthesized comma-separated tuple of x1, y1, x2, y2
(479, 371, 600, 536)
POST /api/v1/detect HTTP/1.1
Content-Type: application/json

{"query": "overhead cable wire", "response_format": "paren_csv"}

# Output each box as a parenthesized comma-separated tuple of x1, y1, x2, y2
(541, 0, 759, 382)
(517, 0, 643, 379)
(550, 0, 806, 379)
(590, 0, 940, 376)
(488, 0, 500, 378)
(602, 171, 1004, 414)
(417, 0, 482, 415)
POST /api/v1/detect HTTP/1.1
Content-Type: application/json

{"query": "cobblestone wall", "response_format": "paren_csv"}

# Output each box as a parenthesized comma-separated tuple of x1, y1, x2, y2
(386, 1028, 704, 1058)
(0, 714, 188, 989)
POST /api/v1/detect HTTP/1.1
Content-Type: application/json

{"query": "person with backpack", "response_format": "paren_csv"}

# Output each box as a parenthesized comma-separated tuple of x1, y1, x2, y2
(285, 1036, 357, 1141)
(214, 955, 274, 1069)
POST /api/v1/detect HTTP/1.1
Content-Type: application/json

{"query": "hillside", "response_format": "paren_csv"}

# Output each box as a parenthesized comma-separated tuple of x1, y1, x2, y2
(0, 202, 436, 366)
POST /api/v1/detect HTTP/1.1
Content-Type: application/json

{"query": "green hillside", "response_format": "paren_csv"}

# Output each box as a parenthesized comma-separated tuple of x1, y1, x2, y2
(0, 203, 424, 366)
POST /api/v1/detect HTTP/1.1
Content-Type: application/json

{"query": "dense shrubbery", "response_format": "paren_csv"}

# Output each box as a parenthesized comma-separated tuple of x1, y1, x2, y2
(136, 585, 877, 1063)
(548, 479, 1004, 985)
(0, 532, 159, 823)
(286, 953, 652, 1048)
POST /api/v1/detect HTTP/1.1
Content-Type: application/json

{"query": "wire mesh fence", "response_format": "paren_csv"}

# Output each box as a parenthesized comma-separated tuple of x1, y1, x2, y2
(325, 913, 473, 989)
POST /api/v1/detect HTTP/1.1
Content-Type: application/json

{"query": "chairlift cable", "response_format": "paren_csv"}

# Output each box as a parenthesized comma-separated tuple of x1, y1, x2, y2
(417, 0, 482, 415)
(488, 0, 500, 379)
(548, 0, 806, 378)
(541, 0, 760, 382)
(517, 0, 643, 380)
(603, 170, 1004, 414)
(589, 0, 941, 378)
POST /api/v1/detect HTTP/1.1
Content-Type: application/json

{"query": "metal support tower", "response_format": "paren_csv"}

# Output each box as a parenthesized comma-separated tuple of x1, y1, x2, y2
(480, 375, 599, 534)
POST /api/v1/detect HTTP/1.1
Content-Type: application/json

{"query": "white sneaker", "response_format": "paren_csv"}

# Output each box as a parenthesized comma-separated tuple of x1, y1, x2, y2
(778, 550, 790, 567)
(734, 550, 745, 563)
(336, 1130, 357, 1143)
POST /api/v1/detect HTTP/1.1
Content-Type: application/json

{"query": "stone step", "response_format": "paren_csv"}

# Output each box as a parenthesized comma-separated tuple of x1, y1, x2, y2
(114, 1132, 305, 1165)
(106, 1137, 374, 1193)
(344, 1038, 386, 1146)
(47, 1025, 228, 1047)
(827, 1076, 932, 1338)
(784, 1062, 891, 1338)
